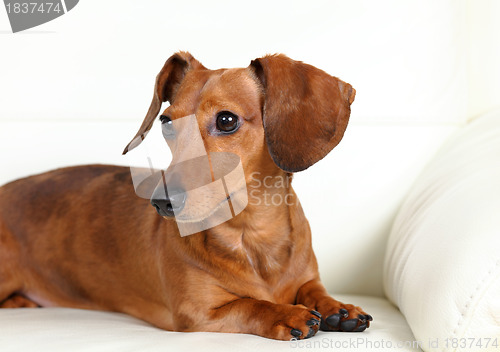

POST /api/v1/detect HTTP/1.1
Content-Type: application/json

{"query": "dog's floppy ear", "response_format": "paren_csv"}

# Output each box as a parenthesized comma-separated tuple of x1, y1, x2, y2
(123, 52, 205, 154)
(250, 54, 355, 172)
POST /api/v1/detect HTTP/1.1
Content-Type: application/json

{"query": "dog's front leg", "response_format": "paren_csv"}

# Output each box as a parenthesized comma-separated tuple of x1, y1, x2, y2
(296, 279, 373, 332)
(203, 297, 321, 340)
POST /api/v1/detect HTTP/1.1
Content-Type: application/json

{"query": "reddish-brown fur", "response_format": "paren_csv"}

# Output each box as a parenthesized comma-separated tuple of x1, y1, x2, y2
(0, 52, 370, 340)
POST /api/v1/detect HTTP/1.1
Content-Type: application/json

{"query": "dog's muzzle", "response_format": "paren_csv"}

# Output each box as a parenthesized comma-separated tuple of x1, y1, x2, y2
(126, 114, 248, 236)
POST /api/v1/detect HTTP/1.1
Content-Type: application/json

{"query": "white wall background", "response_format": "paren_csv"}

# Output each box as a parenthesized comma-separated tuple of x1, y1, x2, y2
(1, 0, 499, 297)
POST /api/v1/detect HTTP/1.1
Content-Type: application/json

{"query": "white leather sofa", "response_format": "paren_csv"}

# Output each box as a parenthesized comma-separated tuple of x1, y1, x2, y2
(1, 109, 499, 352)
(1, 1, 499, 351)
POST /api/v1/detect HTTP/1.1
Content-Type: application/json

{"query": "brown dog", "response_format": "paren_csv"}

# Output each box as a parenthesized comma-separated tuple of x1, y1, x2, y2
(0, 52, 371, 340)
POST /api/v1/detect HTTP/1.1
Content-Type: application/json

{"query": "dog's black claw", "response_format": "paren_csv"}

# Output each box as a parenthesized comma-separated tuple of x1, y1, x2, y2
(325, 314, 341, 328)
(358, 314, 366, 323)
(306, 318, 320, 326)
(338, 308, 349, 318)
(365, 314, 373, 321)
(291, 328, 303, 337)
(306, 327, 315, 338)
(354, 323, 367, 332)
(340, 318, 358, 332)
(310, 310, 321, 319)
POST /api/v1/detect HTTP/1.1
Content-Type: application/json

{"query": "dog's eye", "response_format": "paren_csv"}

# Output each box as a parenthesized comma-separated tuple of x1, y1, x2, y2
(216, 112, 239, 133)
(160, 115, 175, 139)
(160, 115, 172, 125)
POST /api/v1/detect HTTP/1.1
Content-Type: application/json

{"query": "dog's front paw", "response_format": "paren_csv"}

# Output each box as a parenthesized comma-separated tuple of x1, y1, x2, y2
(317, 300, 372, 332)
(267, 305, 321, 341)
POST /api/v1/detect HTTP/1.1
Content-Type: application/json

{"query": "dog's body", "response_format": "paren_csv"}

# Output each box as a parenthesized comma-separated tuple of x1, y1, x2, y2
(0, 52, 371, 340)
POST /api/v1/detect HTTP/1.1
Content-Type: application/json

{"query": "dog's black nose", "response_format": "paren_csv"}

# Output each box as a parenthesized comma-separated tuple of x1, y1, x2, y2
(151, 188, 186, 217)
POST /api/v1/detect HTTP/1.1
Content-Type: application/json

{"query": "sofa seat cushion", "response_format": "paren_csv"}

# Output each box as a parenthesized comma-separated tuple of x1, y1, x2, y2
(0, 295, 420, 351)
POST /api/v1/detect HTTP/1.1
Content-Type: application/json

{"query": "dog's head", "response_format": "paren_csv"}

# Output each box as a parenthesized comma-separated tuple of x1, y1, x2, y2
(123, 51, 355, 228)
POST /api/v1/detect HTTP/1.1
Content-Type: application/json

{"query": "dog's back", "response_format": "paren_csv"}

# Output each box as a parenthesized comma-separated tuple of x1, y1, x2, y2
(0, 165, 173, 313)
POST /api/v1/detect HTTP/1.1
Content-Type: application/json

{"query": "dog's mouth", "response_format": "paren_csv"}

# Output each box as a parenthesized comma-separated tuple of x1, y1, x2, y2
(167, 185, 247, 224)
(170, 193, 232, 223)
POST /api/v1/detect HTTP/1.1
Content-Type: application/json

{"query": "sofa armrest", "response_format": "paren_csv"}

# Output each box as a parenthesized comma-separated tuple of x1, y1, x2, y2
(384, 110, 500, 352)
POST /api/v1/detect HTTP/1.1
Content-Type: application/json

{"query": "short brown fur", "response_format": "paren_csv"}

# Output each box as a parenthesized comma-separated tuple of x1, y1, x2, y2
(0, 52, 371, 340)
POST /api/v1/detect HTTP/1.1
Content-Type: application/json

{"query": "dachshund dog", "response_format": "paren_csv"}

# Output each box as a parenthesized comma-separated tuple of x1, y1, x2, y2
(0, 52, 372, 340)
